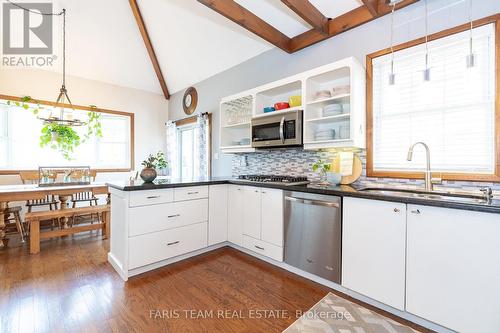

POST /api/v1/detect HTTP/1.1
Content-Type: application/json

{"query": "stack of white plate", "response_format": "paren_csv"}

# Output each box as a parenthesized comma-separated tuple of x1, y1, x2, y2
(323, 104, 343, 117)
(315, 129, 336, 141)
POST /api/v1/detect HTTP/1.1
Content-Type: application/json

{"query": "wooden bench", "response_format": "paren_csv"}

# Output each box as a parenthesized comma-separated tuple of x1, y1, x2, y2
(25, 204, 110, 254)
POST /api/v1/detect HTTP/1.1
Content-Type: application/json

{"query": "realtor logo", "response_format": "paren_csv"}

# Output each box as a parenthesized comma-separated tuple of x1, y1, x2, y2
(2, 2, 53, 54)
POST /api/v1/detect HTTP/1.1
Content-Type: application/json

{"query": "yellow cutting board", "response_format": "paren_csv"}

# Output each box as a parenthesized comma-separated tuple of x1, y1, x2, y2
(331, 154, 363, 185)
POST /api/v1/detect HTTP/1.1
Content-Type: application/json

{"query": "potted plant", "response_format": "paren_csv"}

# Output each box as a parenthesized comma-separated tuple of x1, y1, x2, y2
(140, 151, 168, 183)
(312, 159, 332, 184)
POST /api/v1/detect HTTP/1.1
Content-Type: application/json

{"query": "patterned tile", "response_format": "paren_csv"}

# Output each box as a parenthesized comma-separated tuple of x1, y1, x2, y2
(232, 149, 500, 197)
(284, 293, 421, 333)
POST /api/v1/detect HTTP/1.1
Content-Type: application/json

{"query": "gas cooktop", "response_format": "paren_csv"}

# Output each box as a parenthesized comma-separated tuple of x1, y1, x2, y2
(236, 175, 309, 186)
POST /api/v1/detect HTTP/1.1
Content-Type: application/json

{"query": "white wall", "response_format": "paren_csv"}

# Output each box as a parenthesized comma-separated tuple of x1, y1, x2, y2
(0, 68, 169, 185)
(168, 0, 500, 176)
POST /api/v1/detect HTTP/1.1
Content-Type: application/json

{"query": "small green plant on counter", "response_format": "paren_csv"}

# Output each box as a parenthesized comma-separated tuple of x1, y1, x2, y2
(142, 151, 168, 170)
(312, 159, 332, 183)
(312, 159, 332, 173)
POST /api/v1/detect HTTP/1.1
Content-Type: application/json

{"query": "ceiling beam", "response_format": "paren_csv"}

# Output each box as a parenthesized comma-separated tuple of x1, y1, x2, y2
(129, 0, 170, 99)
(197, 0, 291, 53)
(361, 0, 379, 17)
(281, 0, 329, 34)
(289, 0, 419, 53)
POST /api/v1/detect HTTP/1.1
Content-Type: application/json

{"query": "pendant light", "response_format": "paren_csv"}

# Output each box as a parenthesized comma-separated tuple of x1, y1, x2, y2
(466, 0, 475, 68)
(423, 0, 431, 82)
(388, 1, 398, 85)
(37, 9, 84, 126)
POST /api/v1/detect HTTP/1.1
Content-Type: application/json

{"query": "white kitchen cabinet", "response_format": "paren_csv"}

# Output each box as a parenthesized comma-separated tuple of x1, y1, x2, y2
(108, 185, 210, 281)
(342, 197, 407, 310)
(406, 205, 500, 333)
(227, 185, 245, 246)
(243, 186, 262, 239)
(208, 185, 228, 246)
(261, 188, 284, 247)
(240, 187, 284, 261)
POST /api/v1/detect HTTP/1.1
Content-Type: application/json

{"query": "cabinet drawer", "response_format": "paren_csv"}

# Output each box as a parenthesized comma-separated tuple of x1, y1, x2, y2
(128, 222, 208, 269)
(174, 186, 209, 202)
(129, 199, 208, 236)
(129, 189, 174, 207)
(243, 235, 283, 262)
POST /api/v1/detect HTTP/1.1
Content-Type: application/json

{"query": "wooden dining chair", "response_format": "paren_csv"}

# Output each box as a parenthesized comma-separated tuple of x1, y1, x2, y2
(71, 170, 99, 225)
(3, 204, 26, 242)
(19, 171, 59, 212)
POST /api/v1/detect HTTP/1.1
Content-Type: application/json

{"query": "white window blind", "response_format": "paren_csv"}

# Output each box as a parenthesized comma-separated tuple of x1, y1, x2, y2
(0, 101, 132, 170)
(372, 23, 496, 174)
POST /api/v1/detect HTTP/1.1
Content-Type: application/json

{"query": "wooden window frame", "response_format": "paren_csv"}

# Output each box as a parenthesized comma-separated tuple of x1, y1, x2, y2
(0, 93, 135, 175)
(366, 14, 500, 182)
(173, 113, 213, 177)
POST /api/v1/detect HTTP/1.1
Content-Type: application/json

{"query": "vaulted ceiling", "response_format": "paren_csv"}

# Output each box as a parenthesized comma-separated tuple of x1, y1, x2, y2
(37, 0, 416, 98)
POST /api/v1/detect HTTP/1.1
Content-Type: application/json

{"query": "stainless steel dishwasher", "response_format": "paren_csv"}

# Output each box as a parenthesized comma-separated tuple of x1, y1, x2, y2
(284, 191, 342, 283)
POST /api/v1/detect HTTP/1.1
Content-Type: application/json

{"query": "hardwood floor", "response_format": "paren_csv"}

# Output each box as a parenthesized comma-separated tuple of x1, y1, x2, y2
(0, 235, 430, 333)
(0, 234, 330, 333)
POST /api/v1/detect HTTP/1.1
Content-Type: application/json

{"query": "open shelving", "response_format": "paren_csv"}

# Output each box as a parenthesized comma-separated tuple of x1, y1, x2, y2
(219, 57, 366, 153)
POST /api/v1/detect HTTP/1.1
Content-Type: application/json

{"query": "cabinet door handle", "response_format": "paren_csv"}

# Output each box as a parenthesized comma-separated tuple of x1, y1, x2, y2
(254, 245, 265, 250)
(187, 192, 199, 195)
(394, 208, 400, 213)
(167, 241, 180, 246)
(167, 214, 180, 218)
(411, 209, 421, 215)
(147, 195, 160, 199)
(254, 190, 259, 193)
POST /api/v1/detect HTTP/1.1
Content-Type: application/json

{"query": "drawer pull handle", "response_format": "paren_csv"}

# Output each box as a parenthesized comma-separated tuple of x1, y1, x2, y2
(168, 214, 180, 218)
(411, 209, 421, 215)
(306, 258, 314, 263)
(325, 266, 334, 271)
(167, 241, 180, 246)
(187, 192, 199, 195)
(254, 245, 265, 250)
(147, 195, 160, 199)
(394, 208, 400, 213)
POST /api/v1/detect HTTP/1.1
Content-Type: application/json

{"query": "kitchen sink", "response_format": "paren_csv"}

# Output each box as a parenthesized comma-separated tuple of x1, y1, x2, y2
(357, 187, 489, 204)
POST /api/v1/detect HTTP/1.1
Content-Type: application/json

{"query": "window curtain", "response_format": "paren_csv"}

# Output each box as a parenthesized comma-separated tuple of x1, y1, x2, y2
(194, 113, 209, 178)
(165, 120, 179, 178)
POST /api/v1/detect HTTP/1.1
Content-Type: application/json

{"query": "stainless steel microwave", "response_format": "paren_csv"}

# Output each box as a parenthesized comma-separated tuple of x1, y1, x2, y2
(251, 110, 303, 148)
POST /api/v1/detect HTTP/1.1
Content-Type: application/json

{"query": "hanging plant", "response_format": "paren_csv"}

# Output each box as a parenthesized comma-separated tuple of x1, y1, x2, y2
(40, 123, 81, 160)
(7, 96, 104, 160)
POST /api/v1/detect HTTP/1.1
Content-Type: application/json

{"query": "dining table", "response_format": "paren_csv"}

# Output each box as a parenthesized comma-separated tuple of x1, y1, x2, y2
(0, 182, 109, 248)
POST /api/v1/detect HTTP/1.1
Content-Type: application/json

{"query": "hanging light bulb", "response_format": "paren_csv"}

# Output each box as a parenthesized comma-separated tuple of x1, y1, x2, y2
(466, 0, 475, 68)
(423, 0, 431, 82)
(388, 1, 397, 85)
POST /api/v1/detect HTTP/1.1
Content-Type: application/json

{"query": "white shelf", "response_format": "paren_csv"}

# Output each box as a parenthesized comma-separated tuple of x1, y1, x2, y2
(253, 106, 302, 118)
(304, 139, 351, 144)
(222, 122, 251, 128)
(306, 113, 350, 123)
(307, 93, 350, 106)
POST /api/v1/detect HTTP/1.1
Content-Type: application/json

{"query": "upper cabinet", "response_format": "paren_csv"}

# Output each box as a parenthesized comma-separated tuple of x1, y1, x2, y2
(303, 58, 365, 150)
(219, 57, 366, 153)
(220, 92, 255, 153)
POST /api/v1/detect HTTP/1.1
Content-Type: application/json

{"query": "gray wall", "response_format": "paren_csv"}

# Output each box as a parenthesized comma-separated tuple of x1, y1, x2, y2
(168, 0, 500, 177)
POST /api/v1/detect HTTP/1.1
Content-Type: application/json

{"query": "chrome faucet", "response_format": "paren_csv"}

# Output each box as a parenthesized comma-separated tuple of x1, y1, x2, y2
(407, 142, 440, 191)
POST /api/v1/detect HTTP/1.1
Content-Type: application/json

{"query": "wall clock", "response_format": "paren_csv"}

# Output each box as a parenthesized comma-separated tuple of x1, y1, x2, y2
(183, 87, 198, 115)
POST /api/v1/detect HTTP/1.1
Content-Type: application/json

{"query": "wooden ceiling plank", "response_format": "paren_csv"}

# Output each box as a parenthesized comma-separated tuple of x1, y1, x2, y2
(129, 0, 170, 99)
(281, 0, 329, 34)
(197, 0, 291, 53)
(289, 0, 419, 53)
(361, 0, 379, 17)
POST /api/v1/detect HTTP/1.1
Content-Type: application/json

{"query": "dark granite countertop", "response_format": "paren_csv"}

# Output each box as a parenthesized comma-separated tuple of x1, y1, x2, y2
(106, 177, 500, 214)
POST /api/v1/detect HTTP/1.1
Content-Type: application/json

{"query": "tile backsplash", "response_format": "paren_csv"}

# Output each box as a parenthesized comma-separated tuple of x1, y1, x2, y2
(231, 148, 500, 196)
